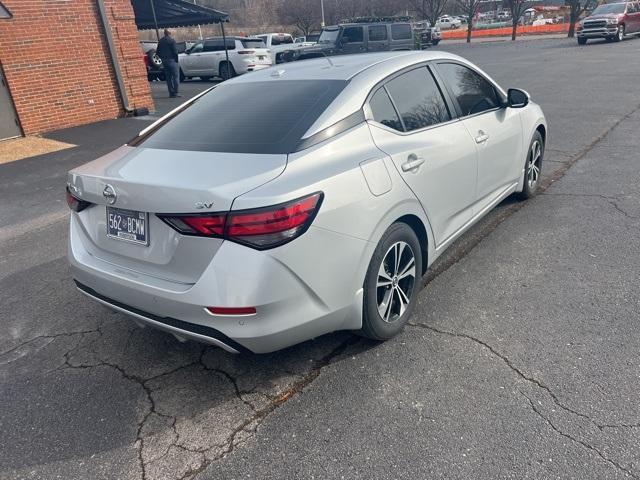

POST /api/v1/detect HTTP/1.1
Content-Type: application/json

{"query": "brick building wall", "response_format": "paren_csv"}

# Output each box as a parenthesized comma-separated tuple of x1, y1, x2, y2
(0, 0, 153, 135)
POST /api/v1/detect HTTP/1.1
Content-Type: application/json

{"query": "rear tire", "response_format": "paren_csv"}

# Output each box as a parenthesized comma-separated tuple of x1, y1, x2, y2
(179, 68, 185, 82)
(516, 131, 544, 200)
(577, 37, 587, 45)
(219, 62, 236, 81)
(360, 223, 422, 341)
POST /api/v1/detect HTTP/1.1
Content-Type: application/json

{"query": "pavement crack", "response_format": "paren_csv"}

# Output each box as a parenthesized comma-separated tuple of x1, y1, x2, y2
(521, 392, 638, 479)
(408, 322, 597, 425)
(0, 327, 100, 364)
(173, 336, 362, 479)
(541, 193, 638, 220)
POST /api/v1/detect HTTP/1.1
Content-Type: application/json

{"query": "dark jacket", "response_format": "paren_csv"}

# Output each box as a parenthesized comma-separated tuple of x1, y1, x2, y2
(156, 36, 178, 62)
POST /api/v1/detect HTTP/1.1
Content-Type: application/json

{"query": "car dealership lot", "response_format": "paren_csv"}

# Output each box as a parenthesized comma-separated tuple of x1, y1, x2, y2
(1, 38, 639, 480)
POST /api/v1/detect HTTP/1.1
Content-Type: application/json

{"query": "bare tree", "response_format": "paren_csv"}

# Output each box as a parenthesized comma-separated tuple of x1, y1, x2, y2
(409, 0, 449, 26)
(566, 0, 594, 37)
(278, 0, 321, 36)
(454, 0, 480, 42)
(506, 0, 532, 40)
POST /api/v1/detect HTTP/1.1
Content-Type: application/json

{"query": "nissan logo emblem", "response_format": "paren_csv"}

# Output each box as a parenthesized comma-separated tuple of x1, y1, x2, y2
(103, 184, 117, 205)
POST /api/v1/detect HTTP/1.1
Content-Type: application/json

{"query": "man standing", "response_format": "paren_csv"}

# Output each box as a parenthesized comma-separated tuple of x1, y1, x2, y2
(156, 29, 181, 98)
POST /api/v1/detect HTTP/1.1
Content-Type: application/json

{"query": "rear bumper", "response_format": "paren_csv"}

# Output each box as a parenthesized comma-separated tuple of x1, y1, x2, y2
(69, 214, 368, 353)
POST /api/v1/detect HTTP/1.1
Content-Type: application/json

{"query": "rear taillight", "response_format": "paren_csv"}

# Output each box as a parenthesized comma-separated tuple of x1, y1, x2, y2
(238, 50, 255, 55)
(158, 192, 323, 250)
(161, 214, 226, 237)
(66, 187, 92, 213)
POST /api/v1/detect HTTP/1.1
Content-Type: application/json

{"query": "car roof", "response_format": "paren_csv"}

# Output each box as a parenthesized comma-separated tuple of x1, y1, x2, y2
(226, 51, 502, 139)
(230, 51, 460, 83)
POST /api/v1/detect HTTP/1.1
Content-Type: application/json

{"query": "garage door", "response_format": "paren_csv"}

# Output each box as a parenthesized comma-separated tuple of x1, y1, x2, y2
(0, 68, 21, 140)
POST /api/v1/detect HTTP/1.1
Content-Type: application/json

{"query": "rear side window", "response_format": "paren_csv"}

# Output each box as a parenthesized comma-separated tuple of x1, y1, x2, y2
(343, 26, 364, 43)
(384, 67, 450, 131)
(437, 63, 500, 116)
(135, 80, 348, 154)
(369, 88, 402, 131)
(391, 24, 412, 40)
(368, 25, 388, 41)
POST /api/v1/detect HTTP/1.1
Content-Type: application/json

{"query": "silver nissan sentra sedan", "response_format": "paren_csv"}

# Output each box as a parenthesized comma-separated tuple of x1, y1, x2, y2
(67, 51, 547, 354)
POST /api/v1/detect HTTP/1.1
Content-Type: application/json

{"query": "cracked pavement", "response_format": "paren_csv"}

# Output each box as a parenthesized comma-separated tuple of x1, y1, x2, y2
(1, 38, 639, 479)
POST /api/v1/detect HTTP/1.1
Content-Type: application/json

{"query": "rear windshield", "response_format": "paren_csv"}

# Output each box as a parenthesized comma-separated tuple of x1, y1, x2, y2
(134, 80, 348, 154)
(241, 39, 266, 48)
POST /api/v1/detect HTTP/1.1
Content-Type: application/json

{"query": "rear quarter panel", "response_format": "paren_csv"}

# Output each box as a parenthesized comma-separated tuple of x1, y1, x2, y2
(231, 124, 435, 324)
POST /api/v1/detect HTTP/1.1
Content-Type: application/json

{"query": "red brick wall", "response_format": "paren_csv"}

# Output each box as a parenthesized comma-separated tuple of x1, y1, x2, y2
(0, 0, 153, 135)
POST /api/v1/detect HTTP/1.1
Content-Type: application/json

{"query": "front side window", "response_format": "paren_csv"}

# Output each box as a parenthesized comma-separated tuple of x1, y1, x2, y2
(342, 26, 364, 43)
(368, 25, 388, 41)
(391, 24, 412, 40)
(369, 88, 402, 131)
(384, 67, 451, 131)
(135, 80, 348, 154)
(189, 43, 204, 53)
(203, 41, 218, 52)
(437, 63, 500, 116)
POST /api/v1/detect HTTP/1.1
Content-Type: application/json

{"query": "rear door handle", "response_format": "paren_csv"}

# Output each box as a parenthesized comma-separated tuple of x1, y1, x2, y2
(401, 155, 425, 172)
(475, 132, 490, 144)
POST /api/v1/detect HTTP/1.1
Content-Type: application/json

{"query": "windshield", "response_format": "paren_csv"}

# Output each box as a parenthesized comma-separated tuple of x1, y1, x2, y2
(318, 28, 340, 43)
(134, 80, 348, 154)
(590, 3, 626, 15)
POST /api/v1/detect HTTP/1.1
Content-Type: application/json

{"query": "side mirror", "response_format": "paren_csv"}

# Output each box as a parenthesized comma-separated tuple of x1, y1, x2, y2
(507, 88, 530, 108)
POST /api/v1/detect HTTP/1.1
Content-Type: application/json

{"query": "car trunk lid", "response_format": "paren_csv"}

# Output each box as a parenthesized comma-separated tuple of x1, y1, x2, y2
(68, 145, 286, 284)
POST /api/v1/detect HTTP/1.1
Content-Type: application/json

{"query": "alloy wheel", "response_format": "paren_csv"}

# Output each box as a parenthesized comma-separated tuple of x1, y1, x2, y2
(527, 139, 542, 189)
(376, 241, 416, 323)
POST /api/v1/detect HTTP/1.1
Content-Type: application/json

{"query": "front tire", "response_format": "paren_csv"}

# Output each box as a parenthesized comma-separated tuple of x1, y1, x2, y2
(614, 24, 625, 42)
(516, 131, 544, 200)
(360, 223, 422, 341)
(432, 39, 440, 46)
(577, 37, 587, 45)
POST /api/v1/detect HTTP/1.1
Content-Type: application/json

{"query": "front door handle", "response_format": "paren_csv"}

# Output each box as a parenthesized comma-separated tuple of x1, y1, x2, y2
(475, 131, 490, 144)
(402, 155, 425, 172)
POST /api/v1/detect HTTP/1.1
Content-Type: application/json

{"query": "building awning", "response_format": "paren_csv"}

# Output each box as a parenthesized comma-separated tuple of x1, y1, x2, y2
(131, 0, 229, 30)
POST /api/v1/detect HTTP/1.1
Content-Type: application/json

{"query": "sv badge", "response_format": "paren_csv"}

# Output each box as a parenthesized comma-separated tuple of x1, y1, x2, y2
(194, 201, 214, 210)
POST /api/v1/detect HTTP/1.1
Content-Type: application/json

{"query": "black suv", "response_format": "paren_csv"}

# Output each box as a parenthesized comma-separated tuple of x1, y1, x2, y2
(279, 20, 414, 63)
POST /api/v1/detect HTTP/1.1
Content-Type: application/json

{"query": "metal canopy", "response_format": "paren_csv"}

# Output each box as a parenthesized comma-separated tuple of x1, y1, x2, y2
(131, 0, 229, 30)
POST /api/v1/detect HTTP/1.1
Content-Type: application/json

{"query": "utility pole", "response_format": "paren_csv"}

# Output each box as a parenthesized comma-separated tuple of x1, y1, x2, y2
(321, 0, 325, 27)
(193, 0, 203, 39)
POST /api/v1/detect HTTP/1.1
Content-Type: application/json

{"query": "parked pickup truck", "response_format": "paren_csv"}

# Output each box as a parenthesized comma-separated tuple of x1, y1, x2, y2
(255, 33, 306, 63)
(577, 1, 640, 44)
(279, 21, 414, 63)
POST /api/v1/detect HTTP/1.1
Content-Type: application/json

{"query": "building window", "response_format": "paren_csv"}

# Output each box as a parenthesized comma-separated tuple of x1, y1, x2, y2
(0, 1, 12, 19)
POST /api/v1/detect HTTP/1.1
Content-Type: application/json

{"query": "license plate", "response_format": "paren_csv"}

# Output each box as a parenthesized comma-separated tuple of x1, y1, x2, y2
(106, 207, 149, 245)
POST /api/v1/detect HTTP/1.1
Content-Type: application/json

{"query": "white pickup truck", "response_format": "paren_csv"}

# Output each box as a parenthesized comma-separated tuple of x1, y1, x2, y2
(255, 33, 306, 63)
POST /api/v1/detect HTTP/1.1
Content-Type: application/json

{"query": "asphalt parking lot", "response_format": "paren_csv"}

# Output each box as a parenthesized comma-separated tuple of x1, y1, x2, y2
(1, 37, 639, 480)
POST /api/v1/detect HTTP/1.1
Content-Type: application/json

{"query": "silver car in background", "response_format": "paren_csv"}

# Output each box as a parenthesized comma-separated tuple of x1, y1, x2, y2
(67, 51, 547, 354)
